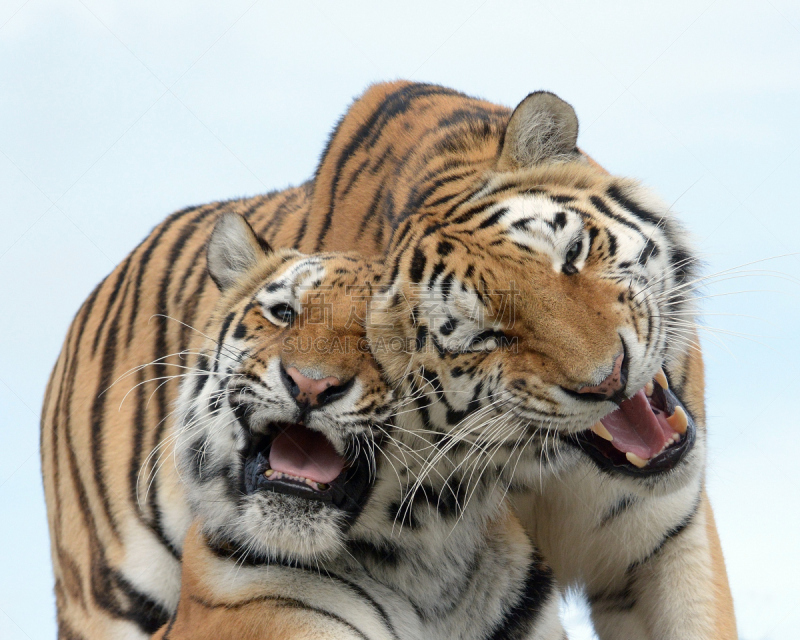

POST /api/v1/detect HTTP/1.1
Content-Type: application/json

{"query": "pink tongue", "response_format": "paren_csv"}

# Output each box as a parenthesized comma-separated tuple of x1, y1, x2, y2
(600, 389, 673, 460)
(268, 424, 345, 484)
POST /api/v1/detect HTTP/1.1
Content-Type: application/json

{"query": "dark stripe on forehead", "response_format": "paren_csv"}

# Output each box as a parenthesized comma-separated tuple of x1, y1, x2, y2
(468, 181, 541, 204)
(265, 280, 286, 292)
(449, 202, 492, 225)
(607, 184, 664, 227)
(477, 206, 509, 230)
(588, 195, 643, 234)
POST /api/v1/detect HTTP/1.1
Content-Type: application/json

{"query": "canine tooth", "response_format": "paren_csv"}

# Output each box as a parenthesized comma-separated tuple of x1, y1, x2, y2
(264, 469, 274, 477)
(591, 422, 614, 442)
(666, 406, 688, 435)
(626, 452, 649, 468)
(654, 368, 668, 390)
(317, 482, 329, 490)
(645, 381, 654, 396)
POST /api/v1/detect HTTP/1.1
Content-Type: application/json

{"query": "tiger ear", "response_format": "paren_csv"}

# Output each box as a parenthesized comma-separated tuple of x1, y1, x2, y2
(207, 213, 272, 291)
(497, 91, 580, 171)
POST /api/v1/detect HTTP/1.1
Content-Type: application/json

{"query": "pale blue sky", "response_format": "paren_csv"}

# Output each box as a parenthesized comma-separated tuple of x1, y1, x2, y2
(1, 1, 798, 638)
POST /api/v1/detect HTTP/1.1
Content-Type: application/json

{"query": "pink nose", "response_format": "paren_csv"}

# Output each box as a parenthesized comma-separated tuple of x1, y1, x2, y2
(285, 367, 342, 407)
(578, 353, 625, 398)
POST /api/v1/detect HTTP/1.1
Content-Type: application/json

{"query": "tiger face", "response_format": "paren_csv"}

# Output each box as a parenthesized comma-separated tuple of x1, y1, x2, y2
(176, 214, 394, 563)
(369, 93, 701, 492)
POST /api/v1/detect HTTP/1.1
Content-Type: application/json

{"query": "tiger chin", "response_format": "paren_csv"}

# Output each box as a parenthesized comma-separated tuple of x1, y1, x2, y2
(174, 213, 394, 564)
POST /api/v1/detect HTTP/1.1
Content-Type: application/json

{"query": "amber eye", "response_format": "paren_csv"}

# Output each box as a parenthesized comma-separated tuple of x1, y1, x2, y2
(565, 239, 583, 265)
(269, 303, 296, 325)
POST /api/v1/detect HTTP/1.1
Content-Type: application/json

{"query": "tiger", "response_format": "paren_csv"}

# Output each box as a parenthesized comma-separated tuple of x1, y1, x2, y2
(163, 211, 566, 640)
(41, 79, 738, 639)
(308, 81, 738, 639)
(42, 204, 565, 639)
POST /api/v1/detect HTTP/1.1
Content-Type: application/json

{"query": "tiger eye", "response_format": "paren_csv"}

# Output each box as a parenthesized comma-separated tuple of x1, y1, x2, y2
(565, 239, 583, 264)
(269, 303, 296, 324)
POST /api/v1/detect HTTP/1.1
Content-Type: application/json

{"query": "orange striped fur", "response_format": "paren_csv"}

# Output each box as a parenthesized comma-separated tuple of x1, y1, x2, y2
(42, 81, 735, 639)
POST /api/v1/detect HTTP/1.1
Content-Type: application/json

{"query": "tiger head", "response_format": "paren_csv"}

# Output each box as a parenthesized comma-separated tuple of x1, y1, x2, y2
(369, 92, 703, 493)
(176, 213, 394, 563)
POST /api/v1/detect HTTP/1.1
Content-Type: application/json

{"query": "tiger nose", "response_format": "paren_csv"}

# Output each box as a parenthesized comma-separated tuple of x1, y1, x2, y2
(283, 366, 344, 408)
(577, 353, 626, 399)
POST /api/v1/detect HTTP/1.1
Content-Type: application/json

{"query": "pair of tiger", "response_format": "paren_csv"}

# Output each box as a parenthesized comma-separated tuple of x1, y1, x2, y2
(42, 82, 737, 639)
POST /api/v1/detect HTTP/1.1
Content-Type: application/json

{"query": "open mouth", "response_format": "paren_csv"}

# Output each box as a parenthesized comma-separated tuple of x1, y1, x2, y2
(242, 422, 374, 516)
(569, 368, 696, 476)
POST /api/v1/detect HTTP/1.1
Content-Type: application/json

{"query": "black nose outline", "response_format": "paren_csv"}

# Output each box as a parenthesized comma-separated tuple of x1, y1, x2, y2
(279, 363, 354, 410)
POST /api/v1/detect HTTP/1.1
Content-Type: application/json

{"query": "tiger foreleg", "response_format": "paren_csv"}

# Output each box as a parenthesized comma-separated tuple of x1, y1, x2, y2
(588, 491, 736, 640)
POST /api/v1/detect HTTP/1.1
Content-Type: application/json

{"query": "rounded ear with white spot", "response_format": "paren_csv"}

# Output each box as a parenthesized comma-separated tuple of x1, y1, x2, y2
(497, 91, 580, 171)
(207, 213, 272, 291)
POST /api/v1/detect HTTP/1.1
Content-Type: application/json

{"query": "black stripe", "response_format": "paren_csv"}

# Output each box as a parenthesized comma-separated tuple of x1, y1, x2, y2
(449, 202, 491, 226)
(355, 179, 387, 241)
(477, 206, 509, 229)
(588, 196, 643, 234)
(126, 205, 203, 346)
(90, 314, 121, 538)
(208, 544, 401, 640)
(627, 495, 701, 572)
(409, 246, 427, 283)
(348, 538, 401, 568)
(606, 229, 618, 257)
(159, 612, 176, 640)
(408, 167, 477, 211)
(292, 205, 312, 248)
(607, 184, 663, 226)
(91, 256, 132, 356)
(132, 205, 221, 557)
(260, 187, 304, 239)
(314, 84, 465, 251)
(598, 495, 638, 527)
(487, 552, 555, 640)
(189, 594, 371, 640)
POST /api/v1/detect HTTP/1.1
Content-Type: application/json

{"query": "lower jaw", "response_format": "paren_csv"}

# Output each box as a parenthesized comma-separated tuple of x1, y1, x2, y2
(565, 378, 697, 477)
(564, 423, 695, 477)
(241, 434, 376, 518)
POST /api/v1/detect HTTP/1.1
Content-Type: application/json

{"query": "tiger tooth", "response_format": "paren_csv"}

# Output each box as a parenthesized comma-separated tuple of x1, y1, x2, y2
(654, 368, 668, 390)
(264, 469, 274, 477)
(317, 482, 329, 491)
(591, 422, 614, 442)
(666, 406, 688, 435)
(626, 452, 649, 468)
(644, 381, 654, 396)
